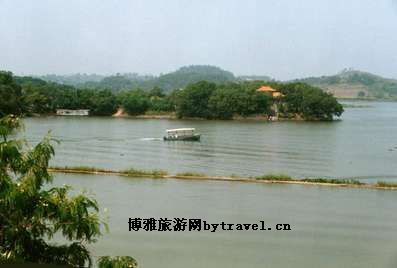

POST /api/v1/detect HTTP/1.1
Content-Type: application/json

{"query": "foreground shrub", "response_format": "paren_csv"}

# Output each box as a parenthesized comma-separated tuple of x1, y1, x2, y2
(98, 256, 138, 268)
(0, 116, 135, 267)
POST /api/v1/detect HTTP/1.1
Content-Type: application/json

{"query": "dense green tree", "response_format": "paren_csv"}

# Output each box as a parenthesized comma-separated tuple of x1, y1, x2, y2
(166, 89, 182, 110)
(21, 86, 52, 114)
(149, 96, 174, 112)
(14, 74, 118, 116)
(207, 83, 271, 119)
(97, 256, 138, 268)
(280, 83, 343, 120)
(254, 89, 272, 114)
(176, 81, 340, 120)
(0, 116, 137, 267)
(230, 86, 270, 117)
(208, 86, 236, 119)
(118, 90, 150, 115)
(0, 71, 23, 116)
(148, 86, 165, 98)
(88, 90, 118, 116)
(176, 81, 216, 118)
(0, 116, 100, 266)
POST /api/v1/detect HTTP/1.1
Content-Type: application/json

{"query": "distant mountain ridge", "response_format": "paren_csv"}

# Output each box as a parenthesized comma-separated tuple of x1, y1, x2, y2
(39, 65, 235, 92)
(37, 66, 397, 99)
(295, 69, 397, 99)
(39, 73, 106, 86)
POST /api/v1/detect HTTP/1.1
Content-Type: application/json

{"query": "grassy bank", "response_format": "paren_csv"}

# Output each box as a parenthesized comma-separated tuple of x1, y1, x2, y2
(176, 172, 207, 177)
(122, 168, 168, 178)
(375, 181, 397, 188)
(48, 166, 397, 190)
(49, 166, 167, 178)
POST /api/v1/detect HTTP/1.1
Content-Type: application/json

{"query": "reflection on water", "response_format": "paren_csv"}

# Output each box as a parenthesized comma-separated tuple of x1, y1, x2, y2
(24, 101, 397, 180)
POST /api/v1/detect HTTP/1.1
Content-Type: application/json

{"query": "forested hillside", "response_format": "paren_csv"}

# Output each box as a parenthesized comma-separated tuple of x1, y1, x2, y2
(40, 65, 235, 92)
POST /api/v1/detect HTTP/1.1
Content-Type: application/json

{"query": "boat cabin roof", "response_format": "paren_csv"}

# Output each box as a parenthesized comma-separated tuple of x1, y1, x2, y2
(166, 128, 195, 133)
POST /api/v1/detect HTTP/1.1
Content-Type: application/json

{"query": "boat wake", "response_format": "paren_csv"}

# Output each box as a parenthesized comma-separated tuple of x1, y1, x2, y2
(140, 137, 162, 141)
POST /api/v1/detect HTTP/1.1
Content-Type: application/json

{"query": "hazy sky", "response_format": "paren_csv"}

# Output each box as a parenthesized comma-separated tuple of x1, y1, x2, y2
(1, 0, 397, 80)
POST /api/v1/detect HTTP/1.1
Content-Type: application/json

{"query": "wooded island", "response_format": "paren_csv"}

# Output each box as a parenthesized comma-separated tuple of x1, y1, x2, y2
(1, 67, 343, 121)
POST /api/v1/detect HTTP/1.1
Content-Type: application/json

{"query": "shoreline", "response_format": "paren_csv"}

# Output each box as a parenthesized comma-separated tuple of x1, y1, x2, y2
(48, 166, 397, 191)
(31, 112, 329, 122)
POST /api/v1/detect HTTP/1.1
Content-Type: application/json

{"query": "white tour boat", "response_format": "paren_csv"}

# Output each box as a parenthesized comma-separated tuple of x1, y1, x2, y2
(163, 128, 201, 141)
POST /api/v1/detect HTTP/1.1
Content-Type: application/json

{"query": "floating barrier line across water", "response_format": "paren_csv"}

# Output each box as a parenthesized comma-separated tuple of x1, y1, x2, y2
(47, 166, 397, 191)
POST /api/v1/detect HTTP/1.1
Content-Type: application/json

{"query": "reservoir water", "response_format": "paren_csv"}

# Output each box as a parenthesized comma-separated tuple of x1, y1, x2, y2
(53, 173, 397, 268)
(22, 101, 397, 267)
(24, 101, 397, 180)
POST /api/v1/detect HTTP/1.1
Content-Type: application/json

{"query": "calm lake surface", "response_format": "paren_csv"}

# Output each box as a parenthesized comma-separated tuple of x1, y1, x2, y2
(53, 173, 397, 268)
(23, 101, 397, 267)
(24, 101, 397, 180)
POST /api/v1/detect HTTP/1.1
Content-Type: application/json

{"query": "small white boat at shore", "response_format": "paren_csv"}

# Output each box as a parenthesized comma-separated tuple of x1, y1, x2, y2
(56, 109, 90, 116)
(163, 128, 201, 141)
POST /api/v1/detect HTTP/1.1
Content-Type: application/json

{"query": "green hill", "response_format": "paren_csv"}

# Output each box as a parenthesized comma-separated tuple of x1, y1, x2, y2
(152, 65, 235, 90)
(296, 69, 397, 99)
(53, 65, 236, 92)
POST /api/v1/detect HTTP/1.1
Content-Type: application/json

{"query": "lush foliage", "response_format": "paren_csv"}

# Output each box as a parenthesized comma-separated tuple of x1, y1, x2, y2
(208, 83, 271, 119)
(0, 116, 102, 265)
(117, 90, 150, 115)
(11, 73, 172, 116)
(0, 116, 134, 266)
(279, 83, 344, 120)
(0, 71, 23, 116)
(174, 81, 273, 119)
(16, 78, 119, 116)
(97, 256, 138, 268)
(175, 81, 217, 118)
(15, 76, 118, 116)
(173, 81, 342, 120)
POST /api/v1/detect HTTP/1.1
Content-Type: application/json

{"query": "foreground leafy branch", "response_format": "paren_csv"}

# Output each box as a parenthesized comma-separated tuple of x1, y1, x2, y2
(98, 256, 138, 268)
(0, 115, 136, 267)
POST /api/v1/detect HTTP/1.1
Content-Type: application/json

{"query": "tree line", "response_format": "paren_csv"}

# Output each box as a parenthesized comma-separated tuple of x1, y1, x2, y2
(1, 70, 343, 121)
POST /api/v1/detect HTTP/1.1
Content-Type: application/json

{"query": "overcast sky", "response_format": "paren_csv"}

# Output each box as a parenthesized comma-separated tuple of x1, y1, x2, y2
(1, 0, 397, 80)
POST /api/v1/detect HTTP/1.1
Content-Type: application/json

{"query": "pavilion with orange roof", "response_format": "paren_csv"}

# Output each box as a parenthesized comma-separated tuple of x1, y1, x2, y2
(257, 86, 283, 98)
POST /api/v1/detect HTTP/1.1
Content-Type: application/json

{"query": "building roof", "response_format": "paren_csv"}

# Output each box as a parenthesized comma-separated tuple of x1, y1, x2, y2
(257, 86, 277, 92)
